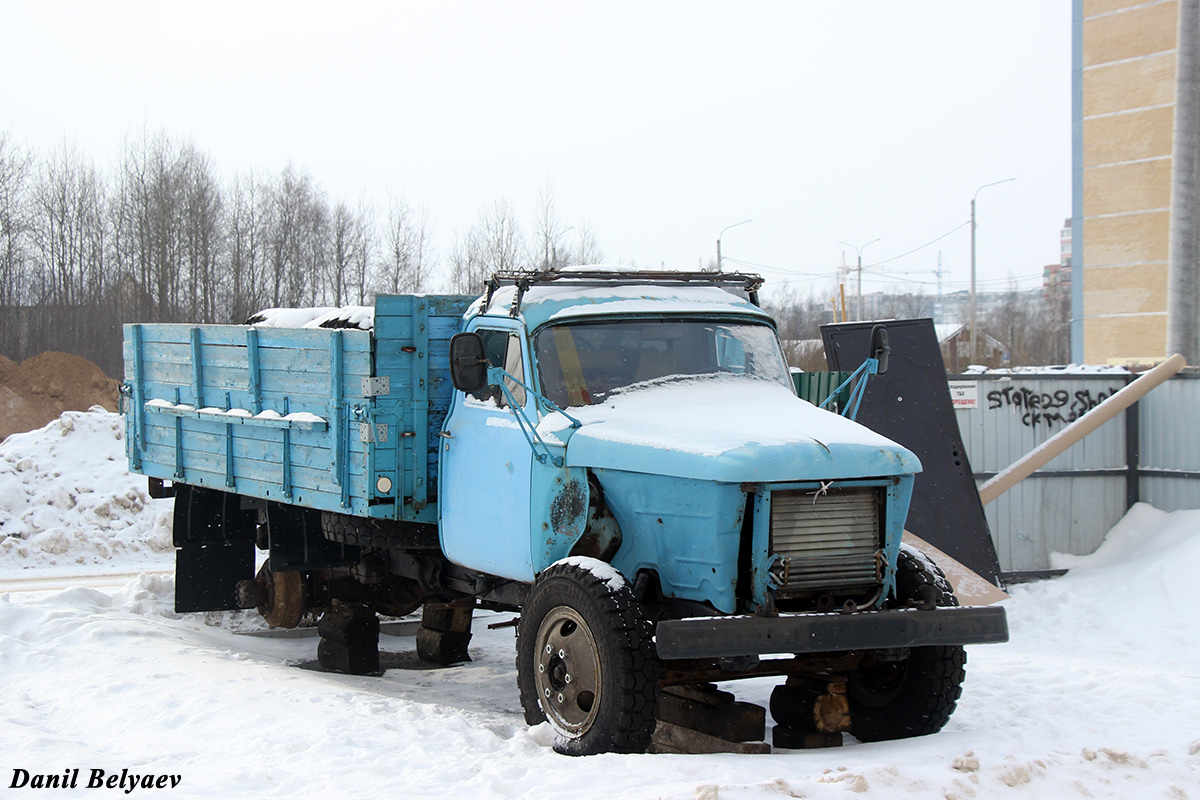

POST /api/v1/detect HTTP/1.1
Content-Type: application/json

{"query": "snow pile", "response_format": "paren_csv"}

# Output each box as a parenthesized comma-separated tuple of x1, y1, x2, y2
(1049, 502, 1194, 618)
(0, 409, 173, 570)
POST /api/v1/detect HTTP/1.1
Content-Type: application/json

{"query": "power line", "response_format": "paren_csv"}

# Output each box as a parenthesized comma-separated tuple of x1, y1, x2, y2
(721, 256, 837, 279)
(870, 220, 972, 267)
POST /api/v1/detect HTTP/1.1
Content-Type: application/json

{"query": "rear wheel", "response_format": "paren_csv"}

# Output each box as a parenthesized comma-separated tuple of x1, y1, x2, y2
(252, 560, 306, 629)
(516, 559, 659, 755)
(847, 548, 967, 742)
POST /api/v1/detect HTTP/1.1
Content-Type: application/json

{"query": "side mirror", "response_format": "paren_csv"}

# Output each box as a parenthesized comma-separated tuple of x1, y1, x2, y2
(449, 332, 488, 392)
(870, 325, 890, 375)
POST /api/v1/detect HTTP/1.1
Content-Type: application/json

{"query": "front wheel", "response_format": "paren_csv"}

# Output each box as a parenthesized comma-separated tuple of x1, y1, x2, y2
(516, 558, 659, 755)
(847, 547, 967, 742)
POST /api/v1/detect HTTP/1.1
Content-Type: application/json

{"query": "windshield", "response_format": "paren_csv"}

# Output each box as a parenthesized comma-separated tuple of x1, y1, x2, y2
(533, 319, 793, 407)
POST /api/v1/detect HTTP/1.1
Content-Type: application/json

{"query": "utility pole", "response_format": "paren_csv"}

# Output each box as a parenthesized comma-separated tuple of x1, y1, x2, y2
(716, 219, 752, 271)
(838, 238, 880, 321)
(937, 251, 945, 324)
(970, 179, 1015, 363)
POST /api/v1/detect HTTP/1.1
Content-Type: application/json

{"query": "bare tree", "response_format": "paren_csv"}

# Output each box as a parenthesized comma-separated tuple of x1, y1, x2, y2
(265, 164, 324, 307)
(981, 288, 1070, 367)
(29, 141, 108, 363)
(448, 199, 525, 293)
(532, 181, 572, 270)
(763, 286, 834, 371)
(448, 225, 487, 294)
(180, 144, 224, 322)
(0, 132, 34, 355)
(573, 223, 604, 266)
(376, 197, 433, 295)
(351, 199, 375, 304)
(227, 170, 268, 322)
(879, 288, 932, 320)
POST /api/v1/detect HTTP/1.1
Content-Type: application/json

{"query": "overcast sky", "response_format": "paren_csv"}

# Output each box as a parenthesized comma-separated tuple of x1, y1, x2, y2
(2, 1, 1071, 304)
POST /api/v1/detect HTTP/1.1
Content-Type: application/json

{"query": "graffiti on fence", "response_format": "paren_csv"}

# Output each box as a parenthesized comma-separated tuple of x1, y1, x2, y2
(985, 385, 1123, 428)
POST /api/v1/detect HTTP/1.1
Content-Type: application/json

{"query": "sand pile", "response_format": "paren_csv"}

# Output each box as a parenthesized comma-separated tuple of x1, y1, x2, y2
(0, 352, 120, 442)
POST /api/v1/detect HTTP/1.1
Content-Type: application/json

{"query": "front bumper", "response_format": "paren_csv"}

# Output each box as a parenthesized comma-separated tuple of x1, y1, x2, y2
(654, 605, 1008, 660)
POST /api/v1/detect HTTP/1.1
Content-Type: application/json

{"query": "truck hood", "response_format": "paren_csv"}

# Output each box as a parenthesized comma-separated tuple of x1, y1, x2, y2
(538, 377, 921, 483)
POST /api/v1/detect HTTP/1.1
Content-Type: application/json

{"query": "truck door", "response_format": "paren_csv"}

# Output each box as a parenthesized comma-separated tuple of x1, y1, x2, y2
(438, 322, 536, 581)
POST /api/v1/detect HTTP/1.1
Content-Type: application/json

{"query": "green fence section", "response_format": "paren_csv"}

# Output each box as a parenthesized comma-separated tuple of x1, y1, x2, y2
(793, 371, 853, 414)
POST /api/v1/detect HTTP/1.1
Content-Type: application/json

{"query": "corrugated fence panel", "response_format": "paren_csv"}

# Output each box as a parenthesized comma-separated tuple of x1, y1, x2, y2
(1139, 374, 1200, 511)
(950, 374, 1133, 573)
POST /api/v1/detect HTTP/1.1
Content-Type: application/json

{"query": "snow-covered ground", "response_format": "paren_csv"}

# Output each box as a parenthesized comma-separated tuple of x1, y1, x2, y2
(2, 410, 1198, 798)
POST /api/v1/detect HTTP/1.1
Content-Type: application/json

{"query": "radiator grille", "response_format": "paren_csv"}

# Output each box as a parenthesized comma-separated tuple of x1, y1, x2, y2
(769, 486, 882, 596)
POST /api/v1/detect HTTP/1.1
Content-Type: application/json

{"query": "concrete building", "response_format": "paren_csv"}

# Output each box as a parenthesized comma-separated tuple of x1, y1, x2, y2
(1073, 0, 1179, 364)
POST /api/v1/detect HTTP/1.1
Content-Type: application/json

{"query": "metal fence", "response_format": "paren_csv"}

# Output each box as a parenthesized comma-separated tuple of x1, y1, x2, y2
(948, 371, 1200, 573)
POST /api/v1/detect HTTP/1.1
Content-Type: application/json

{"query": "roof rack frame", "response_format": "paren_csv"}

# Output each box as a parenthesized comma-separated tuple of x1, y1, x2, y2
(482, 269, 765, 318)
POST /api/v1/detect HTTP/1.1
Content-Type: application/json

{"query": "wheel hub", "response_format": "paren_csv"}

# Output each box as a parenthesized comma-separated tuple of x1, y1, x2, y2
(533, 606, 601, 736)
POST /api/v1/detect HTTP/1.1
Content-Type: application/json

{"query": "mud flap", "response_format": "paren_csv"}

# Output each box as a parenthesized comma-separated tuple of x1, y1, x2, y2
(173, 484, 256, 613)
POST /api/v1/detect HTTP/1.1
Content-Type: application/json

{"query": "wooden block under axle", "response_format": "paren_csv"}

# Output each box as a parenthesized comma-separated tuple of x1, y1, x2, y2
(658, 685, 766, 743)
(649, 721, 771, 755)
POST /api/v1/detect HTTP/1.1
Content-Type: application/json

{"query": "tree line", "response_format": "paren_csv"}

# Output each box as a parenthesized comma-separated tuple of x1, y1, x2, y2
(0, 130, 601, 376)
(0, 128, 1069, 378)
(764, 283, 1071, 371)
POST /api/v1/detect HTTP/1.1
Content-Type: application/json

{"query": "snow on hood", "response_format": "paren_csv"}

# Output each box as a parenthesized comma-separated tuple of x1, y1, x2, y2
(539, 376, 921, 482)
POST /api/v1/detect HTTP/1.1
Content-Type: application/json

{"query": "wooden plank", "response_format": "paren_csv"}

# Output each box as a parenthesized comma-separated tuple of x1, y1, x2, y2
(141, 440, 365, 497)
(125, 339, 372, 377)
(648, 721, 771, 755)
(126, 322, 369, 351)
(141, 419, 362, 469)
(137, 459, 370, 516)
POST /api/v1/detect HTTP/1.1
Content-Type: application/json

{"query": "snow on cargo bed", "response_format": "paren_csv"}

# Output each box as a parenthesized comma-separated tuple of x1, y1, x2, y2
(247, 305, 374, 330)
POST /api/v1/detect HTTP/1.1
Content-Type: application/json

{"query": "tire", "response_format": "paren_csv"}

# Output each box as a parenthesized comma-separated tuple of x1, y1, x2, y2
(254, 560, 306, 629)
(321, 512, 437, 550)
(516, 559, 659, 755)
(847, 547, 967, 742)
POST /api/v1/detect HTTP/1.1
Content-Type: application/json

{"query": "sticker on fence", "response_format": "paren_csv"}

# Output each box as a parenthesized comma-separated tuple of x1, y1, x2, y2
(948, 381, 978, 409)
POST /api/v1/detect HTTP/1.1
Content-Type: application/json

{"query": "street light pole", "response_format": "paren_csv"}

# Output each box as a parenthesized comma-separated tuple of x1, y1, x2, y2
(837, 238, 880, 321)
(970, 178, 1015, 363)
(717, 219, 752, 271)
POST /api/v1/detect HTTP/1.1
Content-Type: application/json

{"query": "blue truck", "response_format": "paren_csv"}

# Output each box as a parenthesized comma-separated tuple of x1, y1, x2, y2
(123, 269, 1007, 755)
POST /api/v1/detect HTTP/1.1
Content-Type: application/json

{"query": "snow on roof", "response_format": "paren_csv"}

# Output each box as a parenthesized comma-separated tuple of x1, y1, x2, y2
(959, 363, 1132, 375)
(934, 323, 964, 343)
(475, 281, 770, 331)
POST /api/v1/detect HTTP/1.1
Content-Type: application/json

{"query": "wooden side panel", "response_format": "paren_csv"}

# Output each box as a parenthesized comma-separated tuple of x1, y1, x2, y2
(373, 295, 475, 518)
(124, 323, 373, 516)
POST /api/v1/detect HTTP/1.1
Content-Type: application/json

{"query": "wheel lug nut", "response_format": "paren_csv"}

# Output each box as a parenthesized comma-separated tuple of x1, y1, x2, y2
(544, 688, 550, 698)
(558, 649, 566, 659)
(557, 693, 564, 704)
(564, 674, 571, 683)
(538, 664, 545, 673)
(545, 644, 552, 654)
